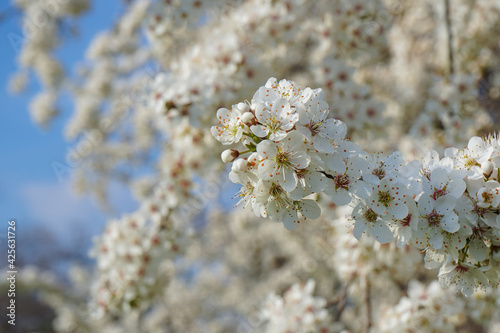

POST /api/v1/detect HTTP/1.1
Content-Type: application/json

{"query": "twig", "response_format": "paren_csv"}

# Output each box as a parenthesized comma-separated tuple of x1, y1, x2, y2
(362, 275, 372, 333)
(326, 274, 356, 321)
(444, 0, 454, 75)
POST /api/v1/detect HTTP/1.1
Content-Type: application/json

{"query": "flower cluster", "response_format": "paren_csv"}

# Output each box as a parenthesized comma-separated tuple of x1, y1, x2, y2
(378, 280, 465, 333)
(348, 134, 500, 296)
(260, 279, 338, 333)
(212, 77, 366, 230)
(12, 0, 500, 330)
(212, 77, 500, 296)
(89, 207, 181, 317)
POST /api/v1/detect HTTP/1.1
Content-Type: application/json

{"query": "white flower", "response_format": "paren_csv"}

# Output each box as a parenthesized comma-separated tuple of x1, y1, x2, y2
(367, 177, 409, 220)
(323, 155, 371, 205)
(296, 96, 346, 153)
(421, 166, 466, 201)
(254, 178, 321, 230)
(256, 132, 310, 192)
(288, 166, 327, 200)
(415, 196, 460, 250)
(438, 260, 490, 297)
(251, 98, 299, 141)
(254, 180, 296, 230)
(261, 279, 334, 333)
(476, 180, 500, 208)
(252, 77, 303, 107)
(364, 151, 406, 185)
(444, 136, 493, 180)
(221, 149, 239, 163)
(210, 105, 244, 145)
(230, 168, 262, 214)
(352, 202, 394, 244)
(390, 198, 418, 248)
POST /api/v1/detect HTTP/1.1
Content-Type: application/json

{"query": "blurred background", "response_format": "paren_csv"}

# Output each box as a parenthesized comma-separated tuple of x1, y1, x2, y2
(0, 2, 137, 331)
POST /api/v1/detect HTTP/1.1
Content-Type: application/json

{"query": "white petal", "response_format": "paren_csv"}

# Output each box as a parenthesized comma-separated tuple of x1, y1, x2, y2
(323, 152, 345, 173)
(390, 202, 409, 220)
(267, 200, 283, 222)
(331, 188, 351, 205)
(256, 140, 277, 159)
(306, 171, 327, 193)
(254, 103, 270, 123)
(282, 209, 298, 230)
(469, 239, 487, 261)
(372, 222, 394, 244)
(353, 220, 366, 240)
(429, 232, 443, 250)
(313, 135, 334, 154)
(258, 159, 277, 180)
(269, 130, 288, 141)
(216, 107, 231, 123)
(251, 125, 269, 138)
(290, 152, 310, 169)
(338, 141, 360, 158)
(435, 196, 456, 213)
(351, 180, 372, 199)
(448, 179, 466, 198)
(441, 213, 459, 233)
(430, 168, 449, 190)
(299, 200, 321, 219)
(280, 167, 298, 192)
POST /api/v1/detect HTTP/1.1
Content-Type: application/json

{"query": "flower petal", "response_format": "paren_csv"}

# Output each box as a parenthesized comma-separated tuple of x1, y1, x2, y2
(353, 220, 366, 240)
(441, 213, 459, 233)
(299, 200, 321, 219)
(372, 222, 394, 244)
(258, 159, 277, 180)
(251, 125, 269, 138)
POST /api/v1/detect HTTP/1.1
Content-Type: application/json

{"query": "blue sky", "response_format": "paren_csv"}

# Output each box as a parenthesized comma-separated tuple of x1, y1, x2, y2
(0, 1, 138, 256)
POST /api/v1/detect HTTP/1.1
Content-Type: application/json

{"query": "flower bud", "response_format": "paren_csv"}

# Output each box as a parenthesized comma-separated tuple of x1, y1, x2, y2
(232, 158, 248, 172)
(242, 111, 256, 126)
(492, 245, 500, 261)
(221, 149, 239, 163)
(237, 102, 250, 113)
(482, 161, 494, 178)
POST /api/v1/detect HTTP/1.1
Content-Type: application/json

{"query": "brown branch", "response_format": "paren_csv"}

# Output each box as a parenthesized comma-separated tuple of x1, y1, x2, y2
(362, 275, 372, 333)
(444, 0, 454, 75)
(326, 274, 356, 321)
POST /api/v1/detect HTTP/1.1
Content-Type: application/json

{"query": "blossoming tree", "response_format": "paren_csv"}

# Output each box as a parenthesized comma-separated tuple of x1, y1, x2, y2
(7, 0, 500, 331)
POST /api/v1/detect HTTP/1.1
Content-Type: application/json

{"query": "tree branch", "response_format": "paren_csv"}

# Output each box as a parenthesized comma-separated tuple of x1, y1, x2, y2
(326, 274, 356, 321)
(362, 275, 372, 333)
(444, 0, 454, 75)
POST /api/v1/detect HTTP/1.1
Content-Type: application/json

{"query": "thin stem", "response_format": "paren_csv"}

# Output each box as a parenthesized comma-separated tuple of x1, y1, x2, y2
(362, 275, 372, 333)
(326, 274, 356, 321)
(444, 0, 454, 75)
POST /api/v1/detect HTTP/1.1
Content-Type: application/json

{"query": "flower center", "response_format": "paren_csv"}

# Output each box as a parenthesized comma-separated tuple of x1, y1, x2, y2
(454, 265, 469, 274)
(267, 116, 282, 133)
(372, 167, 385, 180)
(482, 191, 493, 204)
(472, 225, 486, 239)
(400, 214, 412, 227)
(296, 168, 308, 179)
(364, 208, 378, 223)
(431, 187, 448, 200)
(334, 174, 350, 190)
(269, 183, 284, 198)
(464, 157, 479, 168)
(378, 190, 392, 207)
(306, 121, 322, 136)
(275, 151, 291, 167)
(473, 204, 487, 217)
(426, 210, 442, 226)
